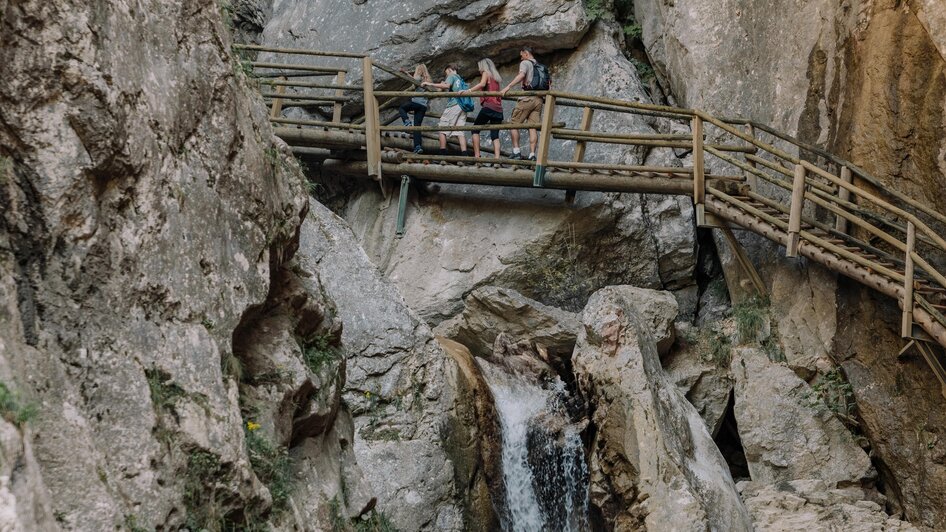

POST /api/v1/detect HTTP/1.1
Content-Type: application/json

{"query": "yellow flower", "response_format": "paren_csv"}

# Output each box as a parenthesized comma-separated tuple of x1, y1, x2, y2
(246, 421, 261, 432)
(365, 391, 371, 398)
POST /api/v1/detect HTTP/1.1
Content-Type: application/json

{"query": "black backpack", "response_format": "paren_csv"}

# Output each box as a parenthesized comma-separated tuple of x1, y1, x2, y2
(526, 60, 551, 91)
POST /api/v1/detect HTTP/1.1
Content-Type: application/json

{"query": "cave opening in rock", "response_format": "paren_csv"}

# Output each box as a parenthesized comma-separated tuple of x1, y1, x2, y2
(714, 393, 750, 481)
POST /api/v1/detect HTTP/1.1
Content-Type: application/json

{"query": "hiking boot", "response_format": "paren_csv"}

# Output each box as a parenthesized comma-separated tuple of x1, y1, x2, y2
(413, 146, 424, 154)
(510, 152, 523, 160)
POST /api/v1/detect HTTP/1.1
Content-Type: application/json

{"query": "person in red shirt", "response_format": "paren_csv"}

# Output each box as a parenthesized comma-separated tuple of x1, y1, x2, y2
(464, 58, 505, 161)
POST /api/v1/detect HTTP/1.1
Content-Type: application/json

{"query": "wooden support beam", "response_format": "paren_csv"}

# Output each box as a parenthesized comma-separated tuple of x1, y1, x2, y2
(332, 71, 346, 123)
(362, 57, 382, 183)
(835, 165, 853, 234)
(744, 124, 759, 191)
(786, 163, 806, 257)
(914, 341, 946, 400)
(534, 95, 556, 187)
(269, 76, 287, 118)
(692, 116, 705, 226)
(719, 225, 768, 297)
(567, 106, 595, 203)
(396, 175, 411, 237)
(903, 221, 917, 337)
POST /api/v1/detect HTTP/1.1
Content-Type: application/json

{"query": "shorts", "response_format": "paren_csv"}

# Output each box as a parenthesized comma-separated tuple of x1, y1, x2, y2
(472, 108, 504, 141)
(510, 96, 543, 125)
(438, 105, 467, 138)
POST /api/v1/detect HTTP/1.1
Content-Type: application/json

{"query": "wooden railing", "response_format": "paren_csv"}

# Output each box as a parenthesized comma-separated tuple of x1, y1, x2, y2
(232, 44, 946, 374)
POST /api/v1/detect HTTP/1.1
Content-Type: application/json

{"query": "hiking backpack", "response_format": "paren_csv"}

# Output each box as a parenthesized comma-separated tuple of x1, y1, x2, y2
(451, 76, 476, 112)
(526, 60, 551, 91)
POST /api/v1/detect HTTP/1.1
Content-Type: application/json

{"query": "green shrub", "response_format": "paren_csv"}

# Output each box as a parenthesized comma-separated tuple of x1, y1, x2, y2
(732, 296, 769, 344)
(623, 22, 642, 40)
(302, 335, 340, 375)
(630, 58, 656, 83)
(806, 369, 858, 429)
(583, 0, 610, 21)
(145, 370, 185, 412)
(0, 382, 38, 427)
(183, 450, 225, 530)
(245, 429, 292, 512)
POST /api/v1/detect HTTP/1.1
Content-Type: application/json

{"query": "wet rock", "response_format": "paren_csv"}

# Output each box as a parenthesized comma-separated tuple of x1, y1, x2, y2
(437, 338, 504, 531)
(730, 347, 873, 488)
(573, 285, 751, 531)
(739, 479, 919, 532)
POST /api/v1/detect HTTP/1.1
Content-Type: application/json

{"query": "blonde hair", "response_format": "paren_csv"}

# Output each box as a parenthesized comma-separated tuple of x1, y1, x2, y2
(414, 64, 432, 84)
(477, 58, 502, 84)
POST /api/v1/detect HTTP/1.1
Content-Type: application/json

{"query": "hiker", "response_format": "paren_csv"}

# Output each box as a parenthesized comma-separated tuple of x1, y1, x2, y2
(500, 46, 550, 160)
(422, 64, 472, 159)
(397, 64, 432, 154)
(463, 58, 504, 161)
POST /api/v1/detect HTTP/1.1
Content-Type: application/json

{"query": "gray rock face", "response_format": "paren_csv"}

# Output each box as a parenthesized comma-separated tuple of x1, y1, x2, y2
(297, 199, 469, 531)
(663, 343, 733, 437)
(731, 347, 873, 488)
(0, 0, 313, 527)
(262, 0, 589, 78)
(573, 285, 751, 531)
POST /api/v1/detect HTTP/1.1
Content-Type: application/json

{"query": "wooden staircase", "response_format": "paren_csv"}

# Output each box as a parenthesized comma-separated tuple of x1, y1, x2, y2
(232, 44, 946, 396)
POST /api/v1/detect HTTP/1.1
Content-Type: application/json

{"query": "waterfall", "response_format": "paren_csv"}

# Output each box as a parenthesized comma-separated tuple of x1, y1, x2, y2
(480, 360, 589, 532)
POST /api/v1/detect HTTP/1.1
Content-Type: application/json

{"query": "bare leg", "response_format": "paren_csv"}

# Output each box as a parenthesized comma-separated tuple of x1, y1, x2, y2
(511, 129, 521, 150)
(439, 133, 447, 150)
(528, 128, 538, 155)
(492, 138, 501, 158)
(458, 134, 467, 153)
(472, 134, 481, 158)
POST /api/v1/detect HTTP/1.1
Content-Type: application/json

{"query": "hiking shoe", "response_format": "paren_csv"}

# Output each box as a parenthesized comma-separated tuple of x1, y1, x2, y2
(528, 153, 537, 161)
(510, 152, 523, 160)
(413, 146, 424, 154)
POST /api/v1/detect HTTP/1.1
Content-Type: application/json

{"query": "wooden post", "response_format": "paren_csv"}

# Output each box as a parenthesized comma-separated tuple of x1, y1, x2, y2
(362, 57, 382, 181)
(270, 76, 287, 118)
(566, 106, 595, 202)
(692, 116, 705, 226)
(902, 221, 916, 337)
(533, 95, 556, 187)
(835, 165, 853, 234)
(744, 124, 759, 191)
(332, 71, 346, 123)
(786, 163, 806, 257)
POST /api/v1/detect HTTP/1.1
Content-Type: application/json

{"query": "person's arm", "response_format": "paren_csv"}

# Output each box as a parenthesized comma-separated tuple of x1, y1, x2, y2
(423, 81, 450, 90)
(501, 71, 526, 95)
(463, 73, 489, 93)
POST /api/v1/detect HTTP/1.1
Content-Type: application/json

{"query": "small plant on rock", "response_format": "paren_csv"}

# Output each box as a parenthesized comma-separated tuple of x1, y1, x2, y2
(732, 296, 769, 344)
(302, 335, 340, 375)
(806, 368, 858, 429)
(0, 382, 37, 427)
(145, 369, 185, 412)
(245, 425, 292, 512)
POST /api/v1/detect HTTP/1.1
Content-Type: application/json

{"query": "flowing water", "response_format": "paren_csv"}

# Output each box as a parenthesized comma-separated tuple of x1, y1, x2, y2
(480, 361, 589, 532)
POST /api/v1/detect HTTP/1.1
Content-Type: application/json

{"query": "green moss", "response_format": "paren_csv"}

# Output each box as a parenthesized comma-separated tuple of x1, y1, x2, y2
(123, 514, 151, 532)
(183, 450, 225, 530)
(0, 381, 38, 427)
(806, 369, 859, 429)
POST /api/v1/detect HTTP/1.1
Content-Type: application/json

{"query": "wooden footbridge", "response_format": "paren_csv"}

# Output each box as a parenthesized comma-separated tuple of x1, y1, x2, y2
(234, 44, 946, 395)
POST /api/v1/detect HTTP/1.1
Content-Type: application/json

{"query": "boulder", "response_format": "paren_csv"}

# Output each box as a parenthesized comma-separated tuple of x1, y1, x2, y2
(434, 285, 580, 360)
(573, 285, 751, 531)
(730, 347, 873, 488)
(663, 342, 733, 437)
(739, 479, 920, 532)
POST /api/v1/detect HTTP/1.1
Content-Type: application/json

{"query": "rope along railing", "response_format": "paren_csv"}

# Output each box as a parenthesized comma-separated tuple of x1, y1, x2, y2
(233, 44, 946, 381)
